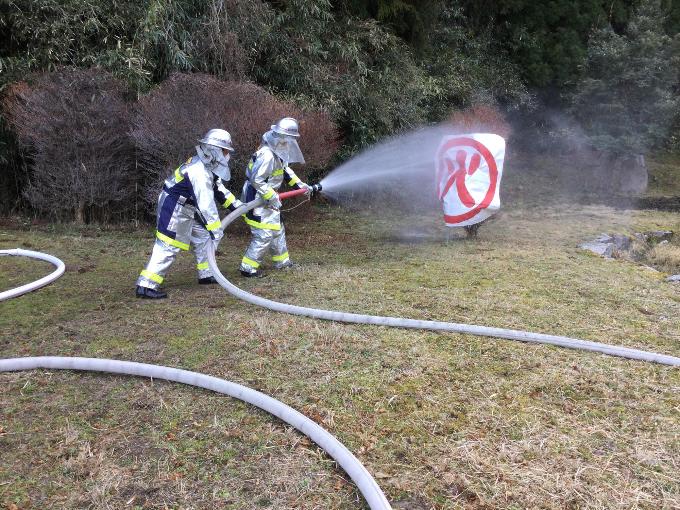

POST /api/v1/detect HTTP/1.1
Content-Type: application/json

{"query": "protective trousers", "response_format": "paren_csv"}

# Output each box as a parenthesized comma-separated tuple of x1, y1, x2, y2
(240, 211, 290, 274)
(137, 193, 215, 290)
(137, 223, 214, 289)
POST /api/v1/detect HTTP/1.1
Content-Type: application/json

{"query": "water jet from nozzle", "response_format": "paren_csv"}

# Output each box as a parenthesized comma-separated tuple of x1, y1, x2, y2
(318, 126, 456, 210)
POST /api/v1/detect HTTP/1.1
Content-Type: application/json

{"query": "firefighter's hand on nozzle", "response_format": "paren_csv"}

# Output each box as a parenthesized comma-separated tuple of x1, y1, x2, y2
(267, 193, 282, 210)
(302, 183, 312, 196)
(213, 228, 224, 242)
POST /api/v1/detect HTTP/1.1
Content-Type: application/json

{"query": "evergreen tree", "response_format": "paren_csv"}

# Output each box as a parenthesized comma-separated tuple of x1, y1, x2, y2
(663, 0, 680, 33)
(0, 0, 207, 92)
(417, 5, 531, 119)
(459, 0, 641, 88)
(334, 0, 441, 51)
(571, 0, 680, 154)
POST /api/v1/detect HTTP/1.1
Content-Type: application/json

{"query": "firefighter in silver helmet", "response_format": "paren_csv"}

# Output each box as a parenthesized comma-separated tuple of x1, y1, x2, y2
(239, 117, 311, 277)
(136, 129, 243, 298)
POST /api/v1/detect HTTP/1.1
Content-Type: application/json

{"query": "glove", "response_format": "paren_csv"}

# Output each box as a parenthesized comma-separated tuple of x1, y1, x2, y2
(267, 193, 282, 210)
(301, 183, 312, 196)
(233, 199, 244, 209)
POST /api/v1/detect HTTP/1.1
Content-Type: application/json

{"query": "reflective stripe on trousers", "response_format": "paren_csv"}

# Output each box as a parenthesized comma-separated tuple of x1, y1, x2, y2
(240, 223, 290, 273)
(137, 238, 180, 290)
(191, 223, 213, 279)
(137, 223, 215, 289)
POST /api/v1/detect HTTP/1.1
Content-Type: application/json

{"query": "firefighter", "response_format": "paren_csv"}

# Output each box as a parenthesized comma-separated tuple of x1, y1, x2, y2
(239, 118, 311, 277)
(136, 129, 242, 298)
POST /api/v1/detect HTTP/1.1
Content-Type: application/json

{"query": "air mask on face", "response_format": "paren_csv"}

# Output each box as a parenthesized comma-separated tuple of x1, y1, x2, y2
(196, 144, 231, 181)
(213, 149, 231, 181)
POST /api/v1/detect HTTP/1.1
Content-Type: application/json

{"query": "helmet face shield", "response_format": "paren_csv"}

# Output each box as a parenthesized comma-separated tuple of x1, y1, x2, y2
(285, 138, 305, 165)
(195, 128, 235, 180)
(212, 160, 230, 181)
(264, 130, 305, 164)
(196, 143, 231, 181)
(265, 118, 304, 164)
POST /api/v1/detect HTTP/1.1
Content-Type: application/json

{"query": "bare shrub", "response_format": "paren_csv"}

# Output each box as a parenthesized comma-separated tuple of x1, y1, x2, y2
(448, 104, 512, 139)
(2, 68, 134, 222)
(195, 0, 249, 80)
(130, 73, 341, 210)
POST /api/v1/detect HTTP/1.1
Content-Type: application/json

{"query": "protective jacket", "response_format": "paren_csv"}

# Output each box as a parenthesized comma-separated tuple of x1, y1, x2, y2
(137, 155, 241, 289)
(242, 147, 305, 230)
(240, 145, 306, 273)
(157, 155, 237, 247)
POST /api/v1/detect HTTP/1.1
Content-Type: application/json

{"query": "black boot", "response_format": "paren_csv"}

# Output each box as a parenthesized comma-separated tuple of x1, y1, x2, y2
(136, 285, 168, 299)
(198, 276, 217, 285)
(240, 269, 266, 278)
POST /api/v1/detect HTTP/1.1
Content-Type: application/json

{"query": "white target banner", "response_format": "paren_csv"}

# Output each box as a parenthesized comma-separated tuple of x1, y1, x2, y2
(435, 133, 506, 227)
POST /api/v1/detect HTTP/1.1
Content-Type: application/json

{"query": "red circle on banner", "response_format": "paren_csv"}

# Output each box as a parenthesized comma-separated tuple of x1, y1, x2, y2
(436, 137, 498, 224)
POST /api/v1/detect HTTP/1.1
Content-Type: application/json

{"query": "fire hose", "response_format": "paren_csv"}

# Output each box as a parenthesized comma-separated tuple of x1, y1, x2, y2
(0, 242, 392, 509)
(0, 248, 65, 301)
(206, 189, 680, 367)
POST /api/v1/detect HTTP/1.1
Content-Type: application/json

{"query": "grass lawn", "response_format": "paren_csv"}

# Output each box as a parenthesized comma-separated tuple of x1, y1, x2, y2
(1, 169, 679, 508)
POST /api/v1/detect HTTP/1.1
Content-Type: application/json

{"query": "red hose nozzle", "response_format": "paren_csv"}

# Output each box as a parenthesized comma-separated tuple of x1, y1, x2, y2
(279, 183, 322, 201)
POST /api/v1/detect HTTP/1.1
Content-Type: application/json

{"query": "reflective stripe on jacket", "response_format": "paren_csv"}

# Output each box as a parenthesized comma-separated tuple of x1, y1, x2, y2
(158, 156, 221, 240)
(242, 146, 304, 229)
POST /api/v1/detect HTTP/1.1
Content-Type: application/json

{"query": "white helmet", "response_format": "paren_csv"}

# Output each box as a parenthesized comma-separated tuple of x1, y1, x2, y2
(264, 118, 305, 164)
(270, 117, 300, 138)
(196, 128, 234, 181)
(198, 128, 235, 151)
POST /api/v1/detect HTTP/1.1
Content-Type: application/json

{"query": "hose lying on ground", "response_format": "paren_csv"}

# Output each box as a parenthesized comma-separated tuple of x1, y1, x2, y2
(0, 250, 392, 509)
(208, 199, 680, 367)
(0, 248, 66, 302)
(0, 357, 393, 510)
(2, 195, 678, 508)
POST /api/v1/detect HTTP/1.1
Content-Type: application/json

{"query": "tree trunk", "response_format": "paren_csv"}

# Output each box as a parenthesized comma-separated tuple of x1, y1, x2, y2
(76, 201, 85, 224)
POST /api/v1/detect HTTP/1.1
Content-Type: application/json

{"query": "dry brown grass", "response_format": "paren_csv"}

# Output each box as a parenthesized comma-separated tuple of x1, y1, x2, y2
(648, 242, 680, 274)
(1, 201, 679, 509)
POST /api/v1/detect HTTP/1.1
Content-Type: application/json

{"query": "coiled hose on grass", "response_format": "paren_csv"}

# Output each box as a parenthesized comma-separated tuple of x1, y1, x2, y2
(0, 248, 65, 302)
(207, 199, 680, 367)
(0, 249, 392, 509)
